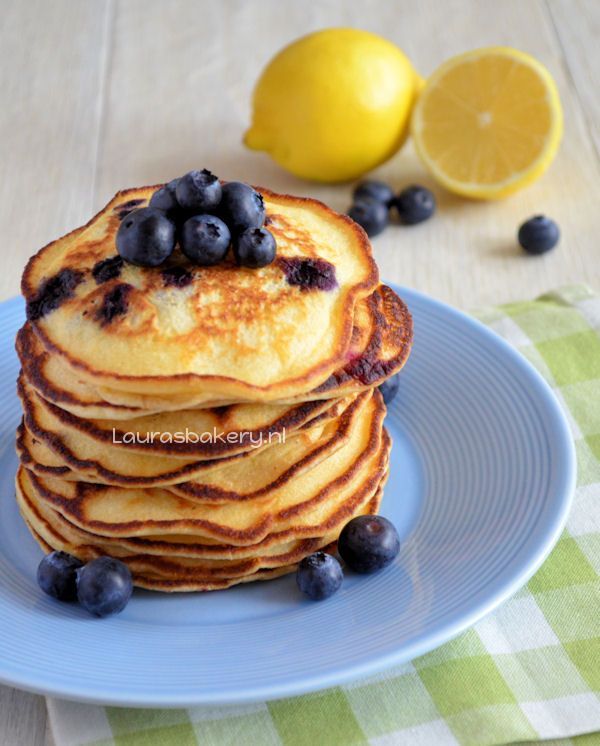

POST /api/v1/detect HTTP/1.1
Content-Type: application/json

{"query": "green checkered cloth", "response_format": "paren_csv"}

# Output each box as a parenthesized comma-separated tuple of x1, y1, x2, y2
(47, 286, 600, 746)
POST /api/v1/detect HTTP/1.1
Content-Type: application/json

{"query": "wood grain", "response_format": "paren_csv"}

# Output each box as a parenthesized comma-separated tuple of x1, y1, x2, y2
(0, 1, 598, 743)
(547, 0, 600, 159)
(0, 686, 46, 746)
(0, 0, 111, 302)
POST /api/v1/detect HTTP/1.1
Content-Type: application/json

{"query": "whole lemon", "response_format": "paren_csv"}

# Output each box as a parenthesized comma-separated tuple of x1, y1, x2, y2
(244, 28, 421, 183)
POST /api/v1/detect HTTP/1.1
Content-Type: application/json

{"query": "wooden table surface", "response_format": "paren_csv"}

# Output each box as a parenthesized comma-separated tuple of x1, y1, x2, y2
(1, 1, 598, 743)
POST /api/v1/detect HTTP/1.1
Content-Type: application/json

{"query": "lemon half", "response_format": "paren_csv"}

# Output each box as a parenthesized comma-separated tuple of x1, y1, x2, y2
(245, 28, 421, 183)
(411, 47, 563, 199)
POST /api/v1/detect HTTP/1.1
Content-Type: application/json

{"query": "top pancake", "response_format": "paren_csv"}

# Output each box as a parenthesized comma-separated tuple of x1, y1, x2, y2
(22, 186, 379, 402)
(17, 284, 413, 417)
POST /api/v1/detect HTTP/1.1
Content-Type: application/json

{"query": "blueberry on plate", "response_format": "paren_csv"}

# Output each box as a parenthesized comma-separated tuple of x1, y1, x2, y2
(175, 169, 222, 212)
(353, 180, 394, 206)
(348, 199, 389, 237)
(296, 551, 343, 600)
(37, 551, 83, 602)
(518, 215, 560, 255)
(338, 515, 400, 574)
(181, 214, 231, 266)
(149, 178, 180, 214)
(219, 182, 265, 234)
(393, 185, 436, 225)
(116, 207, 176, 267)
(378, 374, 399, 405)
(233, 227, 276, 268)
(76, 557, 133, 618)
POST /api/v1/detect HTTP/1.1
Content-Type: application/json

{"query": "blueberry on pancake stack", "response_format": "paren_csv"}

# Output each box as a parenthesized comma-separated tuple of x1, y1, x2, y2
(15, 172, 412, 591)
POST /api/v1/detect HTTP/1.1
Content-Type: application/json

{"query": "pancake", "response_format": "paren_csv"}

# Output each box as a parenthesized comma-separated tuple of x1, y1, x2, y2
(18, 467, 385, 591)
(19, 383, 362, 488)
(17, 480, 337, 578)
(22, 186, 379, 402)
(93, 284, 412, 410)
(18, 471, 339, 561)
(23, 518, 302, 592)
(20, 483, 382, 582)
(18, 284, 412, 415)
(17, 370, 342, 459)
(19, 393, 365, 501)
(18, 454, 387, 562)
(18, 320, 355, 420)
(19, 406, 330, 487)
(16, 324, 147, 420)
(16, 391, 353, 483)
(19, 397, 388, 546)
(310, 284, 413, 397)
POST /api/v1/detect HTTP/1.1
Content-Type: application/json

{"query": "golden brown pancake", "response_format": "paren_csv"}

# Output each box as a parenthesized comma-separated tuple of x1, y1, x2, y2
(18, 284, 412, 415)
(19, 404, 388, 546)
(18, 394, 366, 503)
(18, 449, 388, 563)
(19, 467, 385, 591)
(22, 186, 379, 402)
(18, 382, 362, 488)
(23, 517, 304, 592)
(17, 370, 343, 460)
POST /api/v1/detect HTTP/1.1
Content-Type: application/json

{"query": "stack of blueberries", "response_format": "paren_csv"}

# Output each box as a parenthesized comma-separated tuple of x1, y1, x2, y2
(116, 170, 277, 269)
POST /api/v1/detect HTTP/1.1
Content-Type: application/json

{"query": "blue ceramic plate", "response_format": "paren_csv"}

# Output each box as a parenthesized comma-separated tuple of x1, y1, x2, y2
(0, 285, 575, 706)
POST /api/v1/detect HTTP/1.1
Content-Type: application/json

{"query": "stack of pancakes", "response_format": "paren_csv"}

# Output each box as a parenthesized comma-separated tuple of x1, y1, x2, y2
(16, 186, 412, 591)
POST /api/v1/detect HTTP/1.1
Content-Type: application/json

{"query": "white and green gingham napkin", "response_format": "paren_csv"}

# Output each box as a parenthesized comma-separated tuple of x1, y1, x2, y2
(46, 286, 600, 746)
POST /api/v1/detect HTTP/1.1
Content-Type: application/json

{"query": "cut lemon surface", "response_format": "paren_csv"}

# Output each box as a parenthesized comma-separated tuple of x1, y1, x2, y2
(411, 47, 563, 199)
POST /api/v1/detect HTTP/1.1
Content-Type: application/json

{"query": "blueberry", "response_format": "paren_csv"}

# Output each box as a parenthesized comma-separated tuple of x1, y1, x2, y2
(518, 215, 559, 255)
(338, 515, 400, 574)
(219, 182, 265, 234)
(116, 208, 176, 267)
(181, 214, 231, 266)
(76, 557, 133, 617)
(353, 180, 394, 206)
(378, 374, 399, 405)
(348, 199, 389, 237)
(233, 227, 276, 268)
(37, 551, 83, 602)
(149, 178, 180, 214)
(296, 551, 343, 600)
(175, 169, 222, 212)
(393, 185, 436, 225)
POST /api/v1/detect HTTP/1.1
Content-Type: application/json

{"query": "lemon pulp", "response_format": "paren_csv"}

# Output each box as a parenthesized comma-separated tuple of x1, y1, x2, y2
(411, 47, 563, 199)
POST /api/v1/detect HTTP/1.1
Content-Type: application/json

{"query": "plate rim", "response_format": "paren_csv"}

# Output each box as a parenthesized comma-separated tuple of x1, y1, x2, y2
(0, 284, 576, 706)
